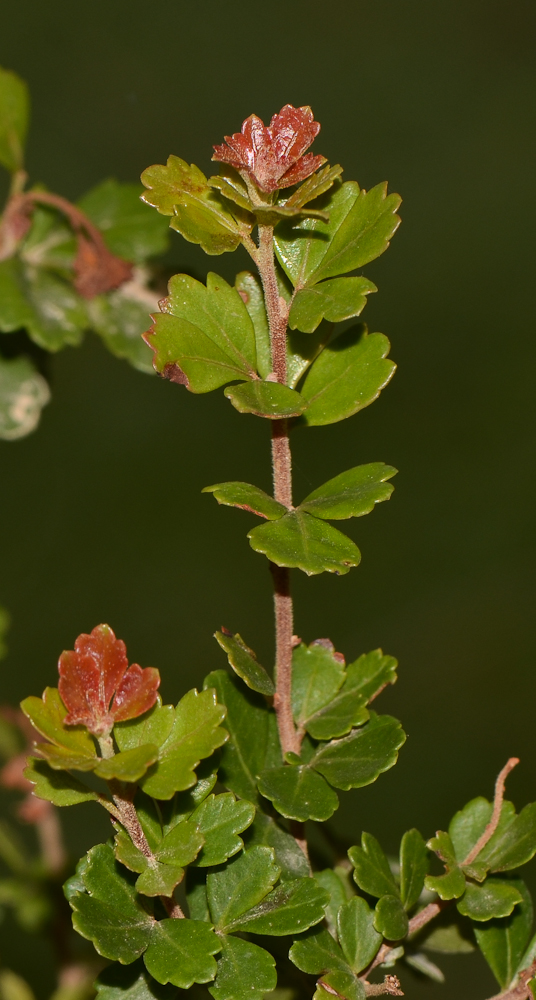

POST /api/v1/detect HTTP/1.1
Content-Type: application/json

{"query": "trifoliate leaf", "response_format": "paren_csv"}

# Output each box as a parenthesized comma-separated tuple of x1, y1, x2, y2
(204, 484, 286, 522)
(312, 713, 406, 790)
(0, 356, 50, 441)
(399, 829, 428, 912)
(289, 277, 376, 334)
(145, 272, 257, 392)
(190, 792, 255, 867)
(209, 936, 276, 1000)
(299, 463, 396, 520)
(143, 919, 220, 988)
(299, 326, 396, 427)
(338, 896, 383, 973)
(475, 879, 533, 989)
(206, 846, 280, 931)
(457, 878, 523, 921)
(348, 832, 398, 899)
(248, 511, 361, 576)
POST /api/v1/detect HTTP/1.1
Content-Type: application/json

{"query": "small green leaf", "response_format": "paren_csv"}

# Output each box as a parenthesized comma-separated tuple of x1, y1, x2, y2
(348, 832, 398, 899)
(141, 156, 252, 254)
(374, 894, 408, 940)
(248, 511, 361, 576)
(292, 640, 346, 727)
(317, 971, 366, 1000)
(404, 953, 444, 982)
(145, 272, 257, 392)
(209, 936, 276, 1000)
(422, 924, 475, 954)
(214, 630, 275, 696)
(305, 688, 369, 741)
(229, 877, 329, 935)
(299, 464, 397, 520)
(21, 687, 96, 756)
(344, 650, 398, 703)
(224, 380, 306, 418)
(204, 484, 286, 522)
(479, 803, 536, 873)
(0, 259, 88, 352)
(139, 688, 228, 799)
(400, 829, 428, 911)
(23, 758, 98, 807)
(114, 702, 176, 754)
(143, 919, 220, 988)
(448, 796, 494, 863)
(315, 869, 351, 938)
(312, 713, 406, 790)
(206, 846, 280, 931)
(0, 66, 29, 172)
(425, 868, 466, 900)
(338, 896, 383, 974)
(289, 277, 376, 334)
(135, 864, 184, 898)
(88, 287, 157, 375)
(209, 167, 253, 213)
(299, 326, 396, 427)
(290, 925, 349, 975)
(281, 164, 344, 212)
(457, 878, 523, 921)
(69, 844, 154, 963)
(204, 670, 278, 804)
(0, 356, 50, 441)
(258, 763, 338, 822)
(190, 792, 255, 866)
(95, 959, 177, 1000)
(78, 180, 169, 263)
(235, 271, 271, 379)
(33, 744, 98, 772)
(95, 745, 159, 783)
(274, 181, 401, 286)
(244, 811, 310, 880)
(427, 830, 458, 867)
(156, 819, 204, 866)
(114, 827, 148, 874)
(475, 879, 533, 989)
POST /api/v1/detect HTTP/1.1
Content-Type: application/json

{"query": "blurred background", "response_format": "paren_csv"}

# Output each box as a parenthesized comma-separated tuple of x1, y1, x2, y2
(0, 1, 535, 996)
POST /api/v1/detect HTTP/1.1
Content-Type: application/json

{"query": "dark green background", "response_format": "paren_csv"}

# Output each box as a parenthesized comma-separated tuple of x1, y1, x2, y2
(1, 2, 535, 996)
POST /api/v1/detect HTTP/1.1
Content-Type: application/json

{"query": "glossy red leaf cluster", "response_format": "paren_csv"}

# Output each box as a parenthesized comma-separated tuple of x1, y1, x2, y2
(212, 105, 325, 193)
(58, 624, 160, 735)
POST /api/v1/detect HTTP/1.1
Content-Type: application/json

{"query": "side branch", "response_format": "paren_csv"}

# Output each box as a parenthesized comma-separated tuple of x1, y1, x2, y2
(463, 757, 519, 865)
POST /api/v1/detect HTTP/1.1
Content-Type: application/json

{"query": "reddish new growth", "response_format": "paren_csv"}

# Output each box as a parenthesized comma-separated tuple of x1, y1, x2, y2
(58, 624, 160, 736)
(212, 104, 326, 193)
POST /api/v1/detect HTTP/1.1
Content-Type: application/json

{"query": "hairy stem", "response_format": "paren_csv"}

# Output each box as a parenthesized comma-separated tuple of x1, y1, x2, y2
(255, 224, 299, 758)
(463, 757, 519, 865)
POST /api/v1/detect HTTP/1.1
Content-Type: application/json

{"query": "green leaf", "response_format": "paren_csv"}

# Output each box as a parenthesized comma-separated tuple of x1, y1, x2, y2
(292, 640, 346, 726)
(0, 66, 29, 172)
(422, 924, 475, 954)
(449, 796, 494, 862)
(135, 864, 184, 898)
(190, 792, 255, 867)
(304, 688, 369, 741)
(35, 743, 99, 772)
(204, 670, 278, 804)
(139, 688, 228, 799)
(457, 878, 523, 921)
(69, 844, 154, 963)
(114, 701, 176, 754)
(146, 272, 257, 392)
(214, 631, 275, 696)
(299, 326, 396, 427)
(348, 832, 398, 899)
(425, 868, 466, 900)
(235, 271, 271, 379)
(258, 763, 338, 822)
(290, 925, 349, 975)
(478, 803, 536, 872)
(274, 181, 401, 286)
(88, 287, 157, 375)
(160, 762, 218, 833)
(78, 180, 169, 263)
(143, 919, 220, 988)
(281, 164, 344, 212)
(209, 167, 253, 213)
(206, 846, 280, 931)
(0, 258, 87, 352)
(400, 829, 428, 911)
(224, 380, 306, 418)
(312, 713, 406, 791)
(315, 869, 351, 938)
(374, 894, 408, 940)
(230, 877, 329, 935)
(204, 484, 286, 522)
(141, 156, 253, 254)
(209, 936, 276, 1000)
(475, 879, 533, 989)
(289, 277, 376, 334)
(338, 896, 383, 974)
(21, 687, 96, 756)
(114, 827, 148, 874)
(95, 959, 177, 1000)
(156, 819, 204, 866)
(244, 811, 310, 880)
(344, 650, 398, 703)
(404, 953, 444, 982)
(427, 830, 458, 867)
(316, 971, 366, 1000)
(0, 356, 50, 441)
(23, 758, 98, 807)
(95, 745, 159, 783)
(248, 511, 361, 576)
(185, 868, 210, 922)
(299, 464, 397, 520)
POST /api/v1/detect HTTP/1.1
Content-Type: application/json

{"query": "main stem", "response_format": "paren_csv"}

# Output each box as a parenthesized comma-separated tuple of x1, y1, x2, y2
(256, 225, 299, 757)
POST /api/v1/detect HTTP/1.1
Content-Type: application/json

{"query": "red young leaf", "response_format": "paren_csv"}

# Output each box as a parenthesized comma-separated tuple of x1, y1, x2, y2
(74, 234, 133, 299)
(58, 624, 160, 735)
(212, 105, 326, 194)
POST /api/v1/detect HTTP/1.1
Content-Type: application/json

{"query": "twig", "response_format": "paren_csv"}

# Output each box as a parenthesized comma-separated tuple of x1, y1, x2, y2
(364, 901, 448, 975)
(463, 757, 519, 865)
(484, 959, 536, 1000)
